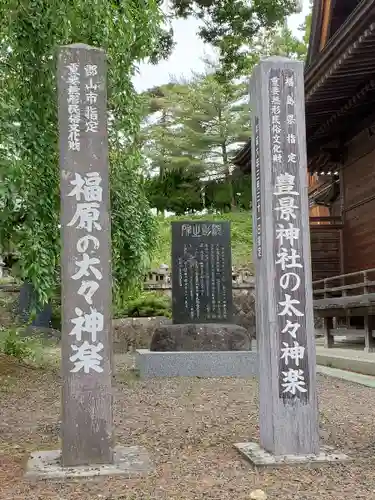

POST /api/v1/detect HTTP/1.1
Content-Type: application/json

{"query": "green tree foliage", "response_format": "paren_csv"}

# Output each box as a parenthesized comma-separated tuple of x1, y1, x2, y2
(205, 172, 252, 212)
(141, 7, 311, 215)
(141, 83, 197, 180)
(230, 18, 310, 78)
(141, 66, 251, 212)
(302, 2, 313, 49)
(146, 168, 204, 215)
(170, 0, 300, 76)
(141, 82, 207, 213)
(0, 0, 171, 305)
(175, 70, 250, 202)
(264, 24, 308, 60)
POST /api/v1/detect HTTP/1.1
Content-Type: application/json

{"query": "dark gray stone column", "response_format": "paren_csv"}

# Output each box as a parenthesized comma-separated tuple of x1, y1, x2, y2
(57, 44, 113, 466)
(250, 56, 319, 456)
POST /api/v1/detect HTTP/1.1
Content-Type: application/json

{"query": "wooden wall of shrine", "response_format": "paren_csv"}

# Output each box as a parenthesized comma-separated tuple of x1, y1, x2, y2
(340, 128, 375, 274)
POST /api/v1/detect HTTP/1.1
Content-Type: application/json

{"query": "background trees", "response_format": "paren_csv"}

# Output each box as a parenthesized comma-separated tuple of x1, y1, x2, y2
(0, 0, 311, 307)
(0, 0, 170, 305)
(140, 16, 310, 215)
(170, 0, 301, 76)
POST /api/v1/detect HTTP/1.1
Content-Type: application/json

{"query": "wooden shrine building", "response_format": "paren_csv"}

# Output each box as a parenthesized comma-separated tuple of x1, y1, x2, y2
(233, 0, 375, 350)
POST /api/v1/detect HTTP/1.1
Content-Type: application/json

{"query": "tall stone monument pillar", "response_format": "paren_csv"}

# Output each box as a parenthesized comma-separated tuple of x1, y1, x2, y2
(25, 43, 153, 479)
(235, 57, 349, 466)
(58, 44, 113, 466)
(252, 56, 319, 457)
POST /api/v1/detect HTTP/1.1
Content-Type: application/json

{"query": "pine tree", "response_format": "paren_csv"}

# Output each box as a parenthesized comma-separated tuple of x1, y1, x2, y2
(142, 68, 251, 211)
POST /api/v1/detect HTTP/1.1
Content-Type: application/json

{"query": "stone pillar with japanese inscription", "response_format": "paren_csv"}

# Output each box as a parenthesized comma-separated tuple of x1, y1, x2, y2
(57, 44, 113, 466)
(251, 57, 319, 456)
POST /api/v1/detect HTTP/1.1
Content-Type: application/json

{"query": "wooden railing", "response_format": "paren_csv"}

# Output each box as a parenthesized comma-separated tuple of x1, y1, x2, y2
(313, 268, 375, 299)
(312, 268, 375, 351)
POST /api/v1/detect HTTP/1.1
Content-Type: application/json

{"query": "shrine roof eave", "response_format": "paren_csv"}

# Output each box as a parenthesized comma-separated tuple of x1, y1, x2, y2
(233, 0, 375, 173)
(232, 140, 251, 172)
(305, 0, 375, 151)
(305, 0, 324, 66)
(304, 0, 375, 93)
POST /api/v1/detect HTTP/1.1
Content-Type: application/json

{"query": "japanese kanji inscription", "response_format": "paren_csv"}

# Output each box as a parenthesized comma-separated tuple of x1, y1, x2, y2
(58, 44, 113, 467)
(269, 69, 309, 402)
(171, 221, 233, 324)
(254, 116, 262, 259)
(250, 57, 319, 456)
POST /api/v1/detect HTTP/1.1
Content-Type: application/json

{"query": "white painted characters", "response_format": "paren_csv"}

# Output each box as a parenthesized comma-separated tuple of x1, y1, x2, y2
(274, 173, 299, 197)
(65, 168, 105, 374)
(275, 248, 302, 270)
(68, 172, 103, 202)
(66, 62, 81, 151)
(70, 307, 103, 343)
(270, 69, 309, 398)
(279, 272, 301, 292)
(180, 222, 223, 238)
(276, 223, 300, 246)
(84, 64, 98, 77)
(278, 294, 304, 317)
(281, 368, 307, 395)
(275, 196, 298, 221)
(281, 320, 301, 339)
(280, 341, 305, 367)
(76, 234, 100, 253)
(270, 74, 282, 165)
(84, 64, 99, 133)
(68, 172, 103, 232)
(70, 341, 104, 373)
(284, 75, 295, 88)
(68, 202, 101, 233)
(72, 253, 103, 281)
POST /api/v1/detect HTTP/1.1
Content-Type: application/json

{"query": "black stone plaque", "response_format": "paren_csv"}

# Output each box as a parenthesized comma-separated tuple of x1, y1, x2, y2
(171, 221, 233, 324)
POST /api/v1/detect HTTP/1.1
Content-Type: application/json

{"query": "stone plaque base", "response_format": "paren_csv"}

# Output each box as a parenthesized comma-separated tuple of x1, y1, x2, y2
(136, 349, 257, 378)
(150, 323, 251, 351)
(234, 442, 350, 468)
(25, 445, 152, 480)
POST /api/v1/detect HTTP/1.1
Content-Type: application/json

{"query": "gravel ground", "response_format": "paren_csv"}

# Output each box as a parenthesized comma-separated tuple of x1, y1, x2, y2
(1, 354, 375, 500)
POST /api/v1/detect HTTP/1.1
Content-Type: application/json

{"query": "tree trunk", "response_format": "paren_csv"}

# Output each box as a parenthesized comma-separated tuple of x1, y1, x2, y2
(221, 142, 235, 210)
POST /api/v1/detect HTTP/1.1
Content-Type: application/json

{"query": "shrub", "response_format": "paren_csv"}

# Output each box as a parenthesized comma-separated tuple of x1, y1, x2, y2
(0, 329, 35, 361)
(115, 292, 172, 319)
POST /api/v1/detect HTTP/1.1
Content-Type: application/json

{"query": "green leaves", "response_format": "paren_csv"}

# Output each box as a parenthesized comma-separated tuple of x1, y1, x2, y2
(0, 0, 166, 308)
(170, 0, 299, 76)
(140, 64, 252, 213)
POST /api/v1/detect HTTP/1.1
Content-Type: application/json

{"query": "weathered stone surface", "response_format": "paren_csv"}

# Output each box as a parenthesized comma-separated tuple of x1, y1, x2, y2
(25, 445, 153, 479)
(234, 442, 350, 468)
(58, 44, 113, 466)
(150, 323, 251, 351)
(113, 316, 172, 353)
(136, 349, 257, 378)
(233, 289, 256, 340)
